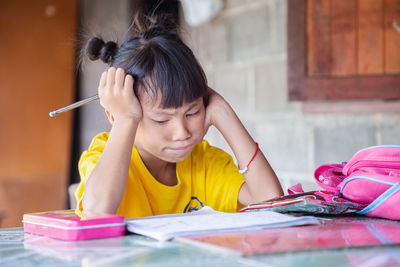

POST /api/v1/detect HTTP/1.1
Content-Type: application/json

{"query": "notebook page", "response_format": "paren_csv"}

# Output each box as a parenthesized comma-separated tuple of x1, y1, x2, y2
(126, 206, 319, 241)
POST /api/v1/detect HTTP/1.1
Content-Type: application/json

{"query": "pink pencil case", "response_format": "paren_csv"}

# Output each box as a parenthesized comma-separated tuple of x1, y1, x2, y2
(23, 210, 125, 241)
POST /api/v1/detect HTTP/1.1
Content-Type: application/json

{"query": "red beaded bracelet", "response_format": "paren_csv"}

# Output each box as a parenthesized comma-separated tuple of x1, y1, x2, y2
(238, 142, 259, 174)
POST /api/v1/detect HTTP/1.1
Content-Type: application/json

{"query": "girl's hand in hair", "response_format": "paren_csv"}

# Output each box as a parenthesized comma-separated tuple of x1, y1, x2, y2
(99, 67, 142, 123)
(84, 67, 142, 214)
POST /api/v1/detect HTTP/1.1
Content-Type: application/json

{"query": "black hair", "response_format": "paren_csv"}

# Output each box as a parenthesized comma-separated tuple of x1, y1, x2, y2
(85, 14, 208, 108)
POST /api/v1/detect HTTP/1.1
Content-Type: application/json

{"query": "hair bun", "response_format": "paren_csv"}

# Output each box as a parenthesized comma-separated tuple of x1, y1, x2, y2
(131, 13, 179, 40)
(86, 37, 118, 64)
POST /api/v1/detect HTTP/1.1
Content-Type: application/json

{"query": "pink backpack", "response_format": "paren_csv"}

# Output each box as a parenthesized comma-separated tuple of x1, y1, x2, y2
(314, 145, 400, 220)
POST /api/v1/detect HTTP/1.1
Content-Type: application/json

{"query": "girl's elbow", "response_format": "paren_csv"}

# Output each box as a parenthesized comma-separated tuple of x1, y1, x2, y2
(82, 194, 117, 214)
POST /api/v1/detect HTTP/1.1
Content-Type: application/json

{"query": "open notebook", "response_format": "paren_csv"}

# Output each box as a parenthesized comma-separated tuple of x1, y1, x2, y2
(125, 206, 319, 241)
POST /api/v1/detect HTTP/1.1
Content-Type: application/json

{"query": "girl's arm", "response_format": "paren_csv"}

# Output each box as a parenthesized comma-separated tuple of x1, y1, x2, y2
(82, 67, 142, 214)
(204, 88, 283, 205)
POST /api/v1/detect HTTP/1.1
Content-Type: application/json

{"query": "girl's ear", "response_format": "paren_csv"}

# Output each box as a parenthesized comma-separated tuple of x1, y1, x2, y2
(204, 87, 212, 107)
(203, 95, 209, 107)
(105, 109, 114, 124)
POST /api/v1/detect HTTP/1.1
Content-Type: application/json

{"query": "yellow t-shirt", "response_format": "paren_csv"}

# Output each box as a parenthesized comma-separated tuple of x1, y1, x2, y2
(75, 132, 245, 218)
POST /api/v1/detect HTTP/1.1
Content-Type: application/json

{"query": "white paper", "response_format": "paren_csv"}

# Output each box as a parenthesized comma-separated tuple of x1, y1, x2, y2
(126, 206, 319, 241)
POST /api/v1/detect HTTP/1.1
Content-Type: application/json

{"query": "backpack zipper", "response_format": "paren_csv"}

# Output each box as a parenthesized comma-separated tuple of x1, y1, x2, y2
(345, 160, 400, 175)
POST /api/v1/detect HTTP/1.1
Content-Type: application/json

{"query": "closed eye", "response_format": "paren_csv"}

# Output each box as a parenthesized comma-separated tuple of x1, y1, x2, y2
(186, 110, 200, 117)
(152, 119, 168, 124)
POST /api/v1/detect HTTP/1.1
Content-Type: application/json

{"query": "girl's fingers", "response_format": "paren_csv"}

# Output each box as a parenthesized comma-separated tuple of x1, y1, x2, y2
(115, 68, 125, 90)
(99, 71, 107, 106)
(124, 74, 134, 93)
(106, 67, 116, 88)
(99, 71, 107, 88)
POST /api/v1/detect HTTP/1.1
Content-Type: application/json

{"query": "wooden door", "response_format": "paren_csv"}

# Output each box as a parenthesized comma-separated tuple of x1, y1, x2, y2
(0, 0, 77, 227)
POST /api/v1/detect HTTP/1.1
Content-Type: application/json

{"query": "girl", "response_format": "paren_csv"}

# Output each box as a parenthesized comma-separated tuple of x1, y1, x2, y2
(75, 14, 283, 217)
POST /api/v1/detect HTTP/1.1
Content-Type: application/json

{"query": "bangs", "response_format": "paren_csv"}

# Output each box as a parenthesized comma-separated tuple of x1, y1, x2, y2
(113, 37, 208, 108)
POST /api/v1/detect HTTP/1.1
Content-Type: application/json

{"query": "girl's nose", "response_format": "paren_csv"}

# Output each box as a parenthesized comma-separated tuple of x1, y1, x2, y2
(172, 120, 191, 141)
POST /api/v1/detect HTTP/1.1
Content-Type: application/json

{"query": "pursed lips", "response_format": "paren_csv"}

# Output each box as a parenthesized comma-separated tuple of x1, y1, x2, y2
(168, 144, 192, 151)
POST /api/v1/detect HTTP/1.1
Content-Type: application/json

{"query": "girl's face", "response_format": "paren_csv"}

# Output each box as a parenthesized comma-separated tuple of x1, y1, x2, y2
(135, 90, 206, 163)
